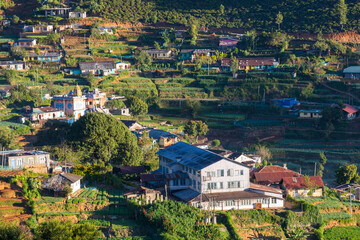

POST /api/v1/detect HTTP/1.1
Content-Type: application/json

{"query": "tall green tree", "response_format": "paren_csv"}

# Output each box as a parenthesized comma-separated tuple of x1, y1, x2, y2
(335, 164, 360, 184)
(230, 56, 238, 78)
(317, 152, 327, 177)
(126, 96, 148, 116)
(275, 12, 283, 30)
(0, 128, 19, 150)
(337, 0, 347, 30)
(184, 120, 208, 140)
(188, 24, 198, 46)
(136, 51, 152, 69)
(69, 113, 142, 166)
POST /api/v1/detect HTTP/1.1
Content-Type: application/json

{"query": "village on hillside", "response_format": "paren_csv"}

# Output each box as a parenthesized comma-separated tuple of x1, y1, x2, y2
(1, 0, 360, 239)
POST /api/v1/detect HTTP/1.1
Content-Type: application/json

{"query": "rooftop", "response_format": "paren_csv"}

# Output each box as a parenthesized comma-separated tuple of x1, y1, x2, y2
(119, 166, 146, 175)
(221, 57, 277, 67)
(157, 142, 245, 171)
(32, 107, 62, 114)
(343, 66, 360, 74)
(124, 186, 161, 195)
(79, 61, 115, 71)
(343, 104, 358, 114)
(282, 176, 324, 189)
(149, 129, 177, 140)
(251, 165, 302, 184)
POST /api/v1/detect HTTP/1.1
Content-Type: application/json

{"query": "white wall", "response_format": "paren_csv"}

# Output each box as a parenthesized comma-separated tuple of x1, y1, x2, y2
(200, 159, 250, 194)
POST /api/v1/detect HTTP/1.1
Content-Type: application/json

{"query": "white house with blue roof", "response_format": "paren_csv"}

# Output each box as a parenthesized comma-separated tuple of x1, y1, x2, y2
(157, 142, 284, 210)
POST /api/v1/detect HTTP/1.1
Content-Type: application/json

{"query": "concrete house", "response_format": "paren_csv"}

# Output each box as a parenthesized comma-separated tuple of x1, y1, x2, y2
(343, 104, 358, 120)
(0, 150, 50, 171)
(251, 165, 302, 186)
(115, 62, 131, 71)
(16, 38, 37, 47)
(179, 49, 214, 62)
(31, 107, 65, 122)
(282, 176, 324, 197)
(79, 61, 116, 76)
(124, 186, 163, 204)
(149, 129, 178, 148)
(145, 49, 172, 59)
(0, 61, 27, 70)
(42, 172, 82, 194)
(158, 142, 284, 210)
(69, 11, 86, 18)
(23, 25, 54, 33)
(27, 52, 62, 62)
(221, 57, 279, 72)
(97, 27, 114, 35)
(121, 120, 144, 132)
(44, 7, 71, 17)
(343, 66, 360, 79)
(299, 109, 323, 119)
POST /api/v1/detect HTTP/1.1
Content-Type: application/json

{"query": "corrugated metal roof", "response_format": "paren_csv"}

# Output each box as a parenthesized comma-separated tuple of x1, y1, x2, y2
(149, 129, 177, 140)
(343, 66, 360, 74)
(157, 142, 224, 171)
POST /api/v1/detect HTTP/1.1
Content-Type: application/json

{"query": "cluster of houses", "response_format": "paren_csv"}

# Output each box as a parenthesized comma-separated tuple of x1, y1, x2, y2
(118, 142, 325, 210)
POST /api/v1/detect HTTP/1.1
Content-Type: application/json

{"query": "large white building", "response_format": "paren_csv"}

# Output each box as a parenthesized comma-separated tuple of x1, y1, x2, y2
(157, 142, 284, 211)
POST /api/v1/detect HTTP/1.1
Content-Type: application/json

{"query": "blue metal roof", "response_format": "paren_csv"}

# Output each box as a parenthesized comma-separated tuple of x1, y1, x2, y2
(149, 129, 177, 140)
(157, 142, 224, 171)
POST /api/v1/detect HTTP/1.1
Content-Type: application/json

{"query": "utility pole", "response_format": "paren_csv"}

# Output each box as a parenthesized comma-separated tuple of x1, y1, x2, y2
(350, 186, 352, 217)
(314, 162, 317, 176)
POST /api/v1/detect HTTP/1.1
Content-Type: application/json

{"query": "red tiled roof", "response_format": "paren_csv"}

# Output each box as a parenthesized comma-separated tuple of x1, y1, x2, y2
(282, 176, 324, 189)
(119, 166, 146, 175)
(252, 165, 302, 184)
(343, 104, 358, 114)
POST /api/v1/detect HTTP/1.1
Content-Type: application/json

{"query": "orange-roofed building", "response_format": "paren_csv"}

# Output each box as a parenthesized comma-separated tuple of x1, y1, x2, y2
(343, 104, 358, 120)
(281, 176, 324, 197)
(251, 165, 302, 186)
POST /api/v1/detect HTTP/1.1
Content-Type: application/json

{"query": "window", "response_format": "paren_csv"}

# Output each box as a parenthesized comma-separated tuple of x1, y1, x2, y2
(240, 170, 244, 176)
(227, 169, 234, 176)
(193, 180, 196, 187)
(197, 182, 201, 190)
(193, 169, 196, 175)
(219, 182, 223, 189)
(207, 172, 211, 177)
(217, 169, 224, 177)
(180, 179, 186, 185)
(189, 179, 192, 186)
(197, 171, 200, 177)
(271, 198, 277, 204)
(173, 179, 178, 186)
(207, 182, 217, 190)
(228, 181, 240, 189)
(241, 199, 251, 205)
(225, 200, 235, 207)
(235, 170, 239, 176)
(262, 198, 269, 204)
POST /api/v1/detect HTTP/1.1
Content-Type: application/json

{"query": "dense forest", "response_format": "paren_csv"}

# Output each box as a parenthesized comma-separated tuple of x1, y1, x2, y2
(76, 0, 360, 33)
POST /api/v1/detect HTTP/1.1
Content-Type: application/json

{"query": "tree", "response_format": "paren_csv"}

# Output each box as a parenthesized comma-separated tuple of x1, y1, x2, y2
(0, 222, 31, 240)
(211, 139, 220, 148)
(69, 113, 142, 166)
(126, 96, 148, 116)
(154, 41, 161, 50)
(0, 128, 19, 149)
(188, 24, 197, 46)
(46, 33, 60, 45)
(314, 41, 330, 57)
(335, 164, 360, 184)
(84, 73, 98, 88)
(105, 99, 125, 109)
(12, 15, 19, 24)
(219, 4, 225, 15)
(184, 120, 209, 139)
(337, 0, 347, 30)
(317, 152, 328, 177)
(255, 145, 272, 162)
(138, 131, 159, 171)
(245, 30, 257, 51)
(136, 51, 152, 69)
(230, 56, 238, 78)
(275, 12, 283, 30)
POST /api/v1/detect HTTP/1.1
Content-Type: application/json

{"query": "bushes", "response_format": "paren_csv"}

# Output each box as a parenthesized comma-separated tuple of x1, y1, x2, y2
(222, 212, 243, 240)
(79, 219, 110, 227)
(324, 226, 360, 240)
(321, 212, 351, 221)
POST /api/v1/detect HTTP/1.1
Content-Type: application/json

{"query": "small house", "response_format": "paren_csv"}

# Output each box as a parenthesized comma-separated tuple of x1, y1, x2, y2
(343, 66, 360, 79)
(69, 11, 86, 18)
(26, 52, 62, 62)
(299, 109, 323, 119)
(0, 86, 14, 99)
(97, 27, 114, 35)
(44, 8, 71, 17)
(219, 37, 239, 49)
(120, 107, 130, 116)
(0, 150, 50, 171)
(16, 38, 37, 47)
(115, 62, 130, 71)
(0, 61, 28, 70)
(124, 186, 163, 204)
(42, 172, 82, 195)
(31, 107, 65, 122)
(121, 120, 144, 132)
(79, 61, 116, 76)
(251, 165, 302, 186)
(149, 129, 178, 147)
(23, 25, 54, 33)
(281, 176, 324, 197)
(334, 183, 360, 200)
(145, 49, 172, 59)
(343, 104, 358, 120)
(221, 57, 279, 72)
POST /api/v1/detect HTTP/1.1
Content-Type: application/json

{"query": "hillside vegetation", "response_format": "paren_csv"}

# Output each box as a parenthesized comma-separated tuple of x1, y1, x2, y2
(78, 0, 360, 33)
